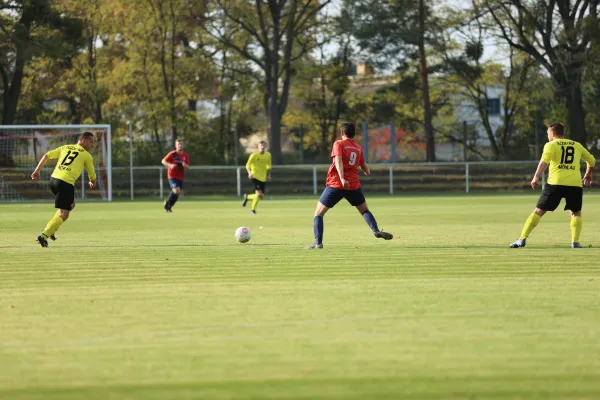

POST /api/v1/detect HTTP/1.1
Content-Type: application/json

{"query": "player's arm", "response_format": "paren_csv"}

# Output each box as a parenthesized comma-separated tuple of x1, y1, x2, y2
(359, 160, 370, 176)
(267, 154, 272, 181)
(31, 147, 61, 180)
(359, 151, 369, 176)
(334, 155, 348, 188)
(161, 153, 175, 169)
(581, 146, 596, 186)
(182, 156, 190, 169)
(85, 155, 97, 189)
(531, 144, 551, 189)
(246, 153, 255, 178)
(531, 160, 548, 189)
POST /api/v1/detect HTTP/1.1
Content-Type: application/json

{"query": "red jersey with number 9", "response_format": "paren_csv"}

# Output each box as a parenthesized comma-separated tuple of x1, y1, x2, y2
(325, 138, 365, 190)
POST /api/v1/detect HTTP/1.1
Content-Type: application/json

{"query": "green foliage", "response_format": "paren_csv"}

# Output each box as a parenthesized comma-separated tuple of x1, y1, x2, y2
(0, 0, 85, 124)
(2, 0, 600, 162)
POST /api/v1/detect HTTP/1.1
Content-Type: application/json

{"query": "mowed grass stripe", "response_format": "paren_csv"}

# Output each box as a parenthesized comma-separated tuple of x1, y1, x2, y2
(2, 195, 600, 399)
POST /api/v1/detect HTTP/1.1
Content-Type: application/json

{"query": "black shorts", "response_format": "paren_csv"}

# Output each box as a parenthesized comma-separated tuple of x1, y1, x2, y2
(319, 186, 366, 208)
(49, 177, 75, 210)
(168, 178, 184, 190)
(536, 184, 583, 212)
(252, 178, 266, 192)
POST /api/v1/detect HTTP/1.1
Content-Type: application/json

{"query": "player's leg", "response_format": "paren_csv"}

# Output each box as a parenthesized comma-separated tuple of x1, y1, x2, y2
(510, 185, 556, 248)
(250, 189, 263, 214)
(565, 187, 583, 248)
(245, 180, 260, 212)
(352, 192, 393, 240)
(38, 179, 73, 247)
(308, 187, 341, 248)
(50, 201, 75, 241)
(249, 180, 265, 214)
(165, 179, 182, 211)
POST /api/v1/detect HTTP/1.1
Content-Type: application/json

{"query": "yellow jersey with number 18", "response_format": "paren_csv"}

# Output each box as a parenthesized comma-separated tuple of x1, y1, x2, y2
(541, 139, 596, 187)
(46, 144, 97, 185)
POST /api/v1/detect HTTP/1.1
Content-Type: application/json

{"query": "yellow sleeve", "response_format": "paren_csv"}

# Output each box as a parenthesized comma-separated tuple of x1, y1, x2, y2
(540, 143, 553, 163)
(579, 144, 596, 168)
(246, 153, 255, 169)
(267, 153, 272, 171)
(85, 154, 97, 181)
(46, 146, 63, 160)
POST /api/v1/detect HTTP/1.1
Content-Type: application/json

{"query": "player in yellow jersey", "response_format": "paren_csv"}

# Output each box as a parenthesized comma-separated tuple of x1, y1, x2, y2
(242, 140, 272, 214)
(30, 132, 97, 247)
(510, 123, 595, 248)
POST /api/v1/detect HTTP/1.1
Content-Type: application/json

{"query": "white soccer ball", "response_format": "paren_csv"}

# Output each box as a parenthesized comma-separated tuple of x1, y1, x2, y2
(235, 226, 251, 243)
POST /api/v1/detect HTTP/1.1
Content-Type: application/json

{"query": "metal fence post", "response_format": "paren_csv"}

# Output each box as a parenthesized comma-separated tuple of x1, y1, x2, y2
(542, 170, 546, 190)
(390, 121, 396, 163)
(313, 165, 318, 195)
(389, 166, 393, 194)
(362, 121, 368, 163)
(128, 122, 134, 200)
(81, 170, 85, 199)
(463, 121, 468, 161)
(236, 167, 242, 197)
(465, 163, 470, 193)
(159, 167, 164, 199)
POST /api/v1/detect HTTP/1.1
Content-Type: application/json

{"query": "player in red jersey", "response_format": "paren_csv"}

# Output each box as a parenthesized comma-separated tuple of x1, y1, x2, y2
(161, 138, 190, 212)
(308, 122, 393, 248)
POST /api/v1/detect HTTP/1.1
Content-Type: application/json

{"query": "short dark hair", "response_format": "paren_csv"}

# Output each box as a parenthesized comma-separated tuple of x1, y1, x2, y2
(340, 122, 356, 138)
(259, 140, 267, 145)
(79, 132, 95, 141)
(548, 123, 565, 137)
(176, 138, 184, 143)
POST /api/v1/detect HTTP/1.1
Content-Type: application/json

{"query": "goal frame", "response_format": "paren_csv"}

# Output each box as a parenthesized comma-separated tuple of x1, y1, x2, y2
(0, 124, 112, 201)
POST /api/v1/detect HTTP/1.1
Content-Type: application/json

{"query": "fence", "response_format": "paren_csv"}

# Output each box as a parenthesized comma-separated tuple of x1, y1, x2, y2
(108, 161, 565, 200)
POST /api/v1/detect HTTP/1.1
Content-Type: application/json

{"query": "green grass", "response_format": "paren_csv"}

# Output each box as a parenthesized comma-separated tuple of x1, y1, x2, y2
(1, 194, 600, 399)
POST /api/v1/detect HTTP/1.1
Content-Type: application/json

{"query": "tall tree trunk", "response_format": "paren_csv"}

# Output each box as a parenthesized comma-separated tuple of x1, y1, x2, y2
(2, 47, 27, 125)
(418, 0, 435, 161)
(170, 0, 177, 146)
(267, 7, 282, 164)
(268, 99, 282, 163)
(227, 95, 234, 162)
(556, 74, 587, 144)
(319, 70, 329, 157)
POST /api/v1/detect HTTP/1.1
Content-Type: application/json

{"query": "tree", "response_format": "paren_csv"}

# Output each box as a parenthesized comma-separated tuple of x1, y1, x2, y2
(353, 0, 437, 161)
(201, 0, 333, 164)
(0, 0, 83, 124)
(483, 0, 600, 145)
(106, 0, 215, 151)
(435, 3, 540, 159)
(287, 0, 356, 159)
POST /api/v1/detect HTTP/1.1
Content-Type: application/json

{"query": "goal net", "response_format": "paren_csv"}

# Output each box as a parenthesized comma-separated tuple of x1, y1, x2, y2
(0, 125, 112, 202)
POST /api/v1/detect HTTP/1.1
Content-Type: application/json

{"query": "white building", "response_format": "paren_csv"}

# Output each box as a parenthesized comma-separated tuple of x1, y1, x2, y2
(438, 86, 504, 160)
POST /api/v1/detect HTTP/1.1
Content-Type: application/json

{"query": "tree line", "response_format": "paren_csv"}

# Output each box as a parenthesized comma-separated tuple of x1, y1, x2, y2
(1, 0, 599, 165)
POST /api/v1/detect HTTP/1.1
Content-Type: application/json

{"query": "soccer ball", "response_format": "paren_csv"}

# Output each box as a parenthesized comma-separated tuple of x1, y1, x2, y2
(235, 226, 251, 243)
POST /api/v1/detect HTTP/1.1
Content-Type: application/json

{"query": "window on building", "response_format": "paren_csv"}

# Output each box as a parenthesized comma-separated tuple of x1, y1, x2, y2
(487, 98, 501, 115)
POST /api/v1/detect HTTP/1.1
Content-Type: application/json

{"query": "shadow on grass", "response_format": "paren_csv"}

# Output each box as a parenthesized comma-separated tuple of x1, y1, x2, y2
(0, 243, 291, 249)
(1, 244, 594, 250)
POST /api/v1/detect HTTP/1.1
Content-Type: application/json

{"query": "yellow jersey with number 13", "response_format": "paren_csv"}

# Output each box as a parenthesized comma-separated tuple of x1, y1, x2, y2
(46, 144, 97, 185)
(541, 139, 596, 187)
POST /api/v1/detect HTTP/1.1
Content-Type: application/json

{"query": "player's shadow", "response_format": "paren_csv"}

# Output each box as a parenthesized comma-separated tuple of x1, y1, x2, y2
(0, 243, 289, 249)
(0, 244, 592, 249)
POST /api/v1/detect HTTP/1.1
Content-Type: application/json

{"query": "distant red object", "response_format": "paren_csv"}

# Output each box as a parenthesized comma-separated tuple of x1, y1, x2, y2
(367, 127, 426, 161)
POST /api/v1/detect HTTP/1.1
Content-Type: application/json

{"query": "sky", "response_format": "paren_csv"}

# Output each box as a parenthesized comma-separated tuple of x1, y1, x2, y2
(321, 0, 509, 69)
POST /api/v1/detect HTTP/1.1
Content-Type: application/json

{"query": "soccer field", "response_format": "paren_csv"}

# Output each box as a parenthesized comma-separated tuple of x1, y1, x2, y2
(1, 194, 600, 399)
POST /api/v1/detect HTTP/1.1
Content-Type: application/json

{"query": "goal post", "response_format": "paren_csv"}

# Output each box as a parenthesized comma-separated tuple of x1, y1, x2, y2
(0, 125, 112, 202)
